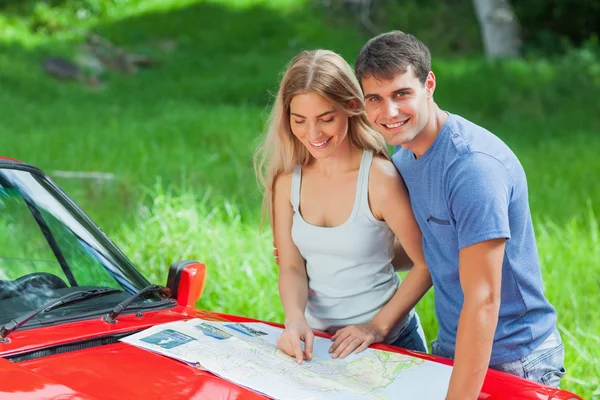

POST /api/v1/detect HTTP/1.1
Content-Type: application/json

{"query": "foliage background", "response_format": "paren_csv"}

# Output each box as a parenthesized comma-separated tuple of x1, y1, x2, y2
(0, 0, 599, 397)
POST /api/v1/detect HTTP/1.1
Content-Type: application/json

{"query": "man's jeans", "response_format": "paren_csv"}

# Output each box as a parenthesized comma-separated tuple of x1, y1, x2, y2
(431, 328, 566, 388)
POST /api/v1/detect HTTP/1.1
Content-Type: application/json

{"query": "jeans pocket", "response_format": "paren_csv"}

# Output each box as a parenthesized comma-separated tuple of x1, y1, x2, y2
(523, 343, 565, 387)
(541, 367, 566, 388)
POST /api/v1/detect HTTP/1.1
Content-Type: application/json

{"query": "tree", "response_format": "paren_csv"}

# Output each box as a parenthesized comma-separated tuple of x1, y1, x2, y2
(472, 0, 521, 59)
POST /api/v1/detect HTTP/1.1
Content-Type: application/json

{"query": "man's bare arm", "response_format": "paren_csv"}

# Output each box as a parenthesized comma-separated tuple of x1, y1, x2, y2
(445, 238, 505, 400)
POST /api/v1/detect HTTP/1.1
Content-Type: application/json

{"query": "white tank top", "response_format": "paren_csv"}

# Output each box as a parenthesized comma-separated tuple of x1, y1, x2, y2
(291, 150, 412, 343)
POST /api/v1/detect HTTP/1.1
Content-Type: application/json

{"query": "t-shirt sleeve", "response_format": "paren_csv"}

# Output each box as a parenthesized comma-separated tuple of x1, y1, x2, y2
(448, 152, 513, 249)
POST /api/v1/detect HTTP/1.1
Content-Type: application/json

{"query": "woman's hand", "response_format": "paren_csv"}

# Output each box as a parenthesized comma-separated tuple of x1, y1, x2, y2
(328, 322, 385, 359)
(276, 318, 314, 364)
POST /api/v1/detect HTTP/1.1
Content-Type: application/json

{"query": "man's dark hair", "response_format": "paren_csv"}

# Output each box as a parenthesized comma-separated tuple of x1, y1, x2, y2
(355, 31, 431, 84)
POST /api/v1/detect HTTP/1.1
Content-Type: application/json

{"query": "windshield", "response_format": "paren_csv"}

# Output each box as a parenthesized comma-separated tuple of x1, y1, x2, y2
(0, 163, 160, 327)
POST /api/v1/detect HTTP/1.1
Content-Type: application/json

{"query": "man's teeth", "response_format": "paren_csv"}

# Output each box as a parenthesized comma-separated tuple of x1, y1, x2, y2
(311, 138, 330, 147)
(384, 120, 408, 129)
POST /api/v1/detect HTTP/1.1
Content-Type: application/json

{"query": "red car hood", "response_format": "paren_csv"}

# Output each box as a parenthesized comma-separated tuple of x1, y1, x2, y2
(0, 307, 267, 400)
(1, 340, 265, 400)
(0, 307, 581, 400)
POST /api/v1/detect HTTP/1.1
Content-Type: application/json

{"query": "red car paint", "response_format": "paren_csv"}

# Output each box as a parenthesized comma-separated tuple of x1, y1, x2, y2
(0, 307, 582, 400)
(0, 159, 582, 400)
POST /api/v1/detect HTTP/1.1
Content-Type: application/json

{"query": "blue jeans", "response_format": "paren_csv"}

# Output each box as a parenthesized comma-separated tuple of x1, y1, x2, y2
(389, 313, 428, 353)
(431, 328, 565, 388)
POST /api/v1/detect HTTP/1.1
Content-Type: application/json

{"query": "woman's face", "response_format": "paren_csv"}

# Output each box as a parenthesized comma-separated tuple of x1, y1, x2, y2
(289, 92, 350, 160)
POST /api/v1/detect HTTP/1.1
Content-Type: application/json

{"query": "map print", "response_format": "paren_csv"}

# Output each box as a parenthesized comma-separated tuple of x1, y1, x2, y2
(121, 318, 452, 399)
(194, 322, 233, 340)
(225, 322, 268, 337)
(139, 329, 196, 349)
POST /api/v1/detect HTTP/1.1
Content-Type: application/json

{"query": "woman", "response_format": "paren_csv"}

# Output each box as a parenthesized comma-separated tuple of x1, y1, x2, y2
(254, 50, 432, 364)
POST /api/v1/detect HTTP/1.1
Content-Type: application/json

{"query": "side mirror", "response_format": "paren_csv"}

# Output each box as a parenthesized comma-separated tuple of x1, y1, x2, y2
(166, 260, 207, 308)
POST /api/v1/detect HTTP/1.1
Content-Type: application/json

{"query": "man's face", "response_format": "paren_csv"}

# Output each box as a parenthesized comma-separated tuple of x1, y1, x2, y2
(362, 67, 433, 147)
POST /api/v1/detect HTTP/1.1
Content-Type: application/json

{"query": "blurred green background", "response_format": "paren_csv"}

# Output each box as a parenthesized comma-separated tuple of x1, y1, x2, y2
(1, 0, 599, 397)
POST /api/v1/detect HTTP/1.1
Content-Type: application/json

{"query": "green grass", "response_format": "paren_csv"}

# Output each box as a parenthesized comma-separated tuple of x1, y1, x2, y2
(0, 0, 599, 398)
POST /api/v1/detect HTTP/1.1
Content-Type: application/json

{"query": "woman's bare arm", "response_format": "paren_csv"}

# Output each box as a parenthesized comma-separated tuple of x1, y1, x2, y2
(272, 173, 314, 363)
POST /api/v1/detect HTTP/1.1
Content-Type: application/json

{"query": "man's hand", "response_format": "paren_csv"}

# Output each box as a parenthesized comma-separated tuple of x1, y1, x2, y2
(276, 318, 314, 364)
(328, 322, 385, 359)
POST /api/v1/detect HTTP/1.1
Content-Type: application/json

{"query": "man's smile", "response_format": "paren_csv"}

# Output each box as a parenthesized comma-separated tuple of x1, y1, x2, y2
(382, 118, 410, 130)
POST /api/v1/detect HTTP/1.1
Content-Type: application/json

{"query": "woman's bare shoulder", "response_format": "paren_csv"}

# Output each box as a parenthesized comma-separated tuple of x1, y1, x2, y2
(370, 154, 402, 183)
(273, 171, 293, 198)
(368, 154, 408, 208)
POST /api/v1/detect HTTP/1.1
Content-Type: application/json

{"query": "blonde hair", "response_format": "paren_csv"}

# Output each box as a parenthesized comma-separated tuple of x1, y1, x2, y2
(254, 49, 390, 220)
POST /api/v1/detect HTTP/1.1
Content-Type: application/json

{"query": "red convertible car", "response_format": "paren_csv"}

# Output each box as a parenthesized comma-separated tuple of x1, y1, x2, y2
(0, 157, 582, 400)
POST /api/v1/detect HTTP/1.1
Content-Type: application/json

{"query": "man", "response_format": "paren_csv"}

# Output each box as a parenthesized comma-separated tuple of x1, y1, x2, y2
(343, 31, 564, 398)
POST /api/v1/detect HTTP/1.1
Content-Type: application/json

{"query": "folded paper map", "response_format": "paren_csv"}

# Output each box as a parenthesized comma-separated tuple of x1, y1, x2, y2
(120, 318, 452, 399)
